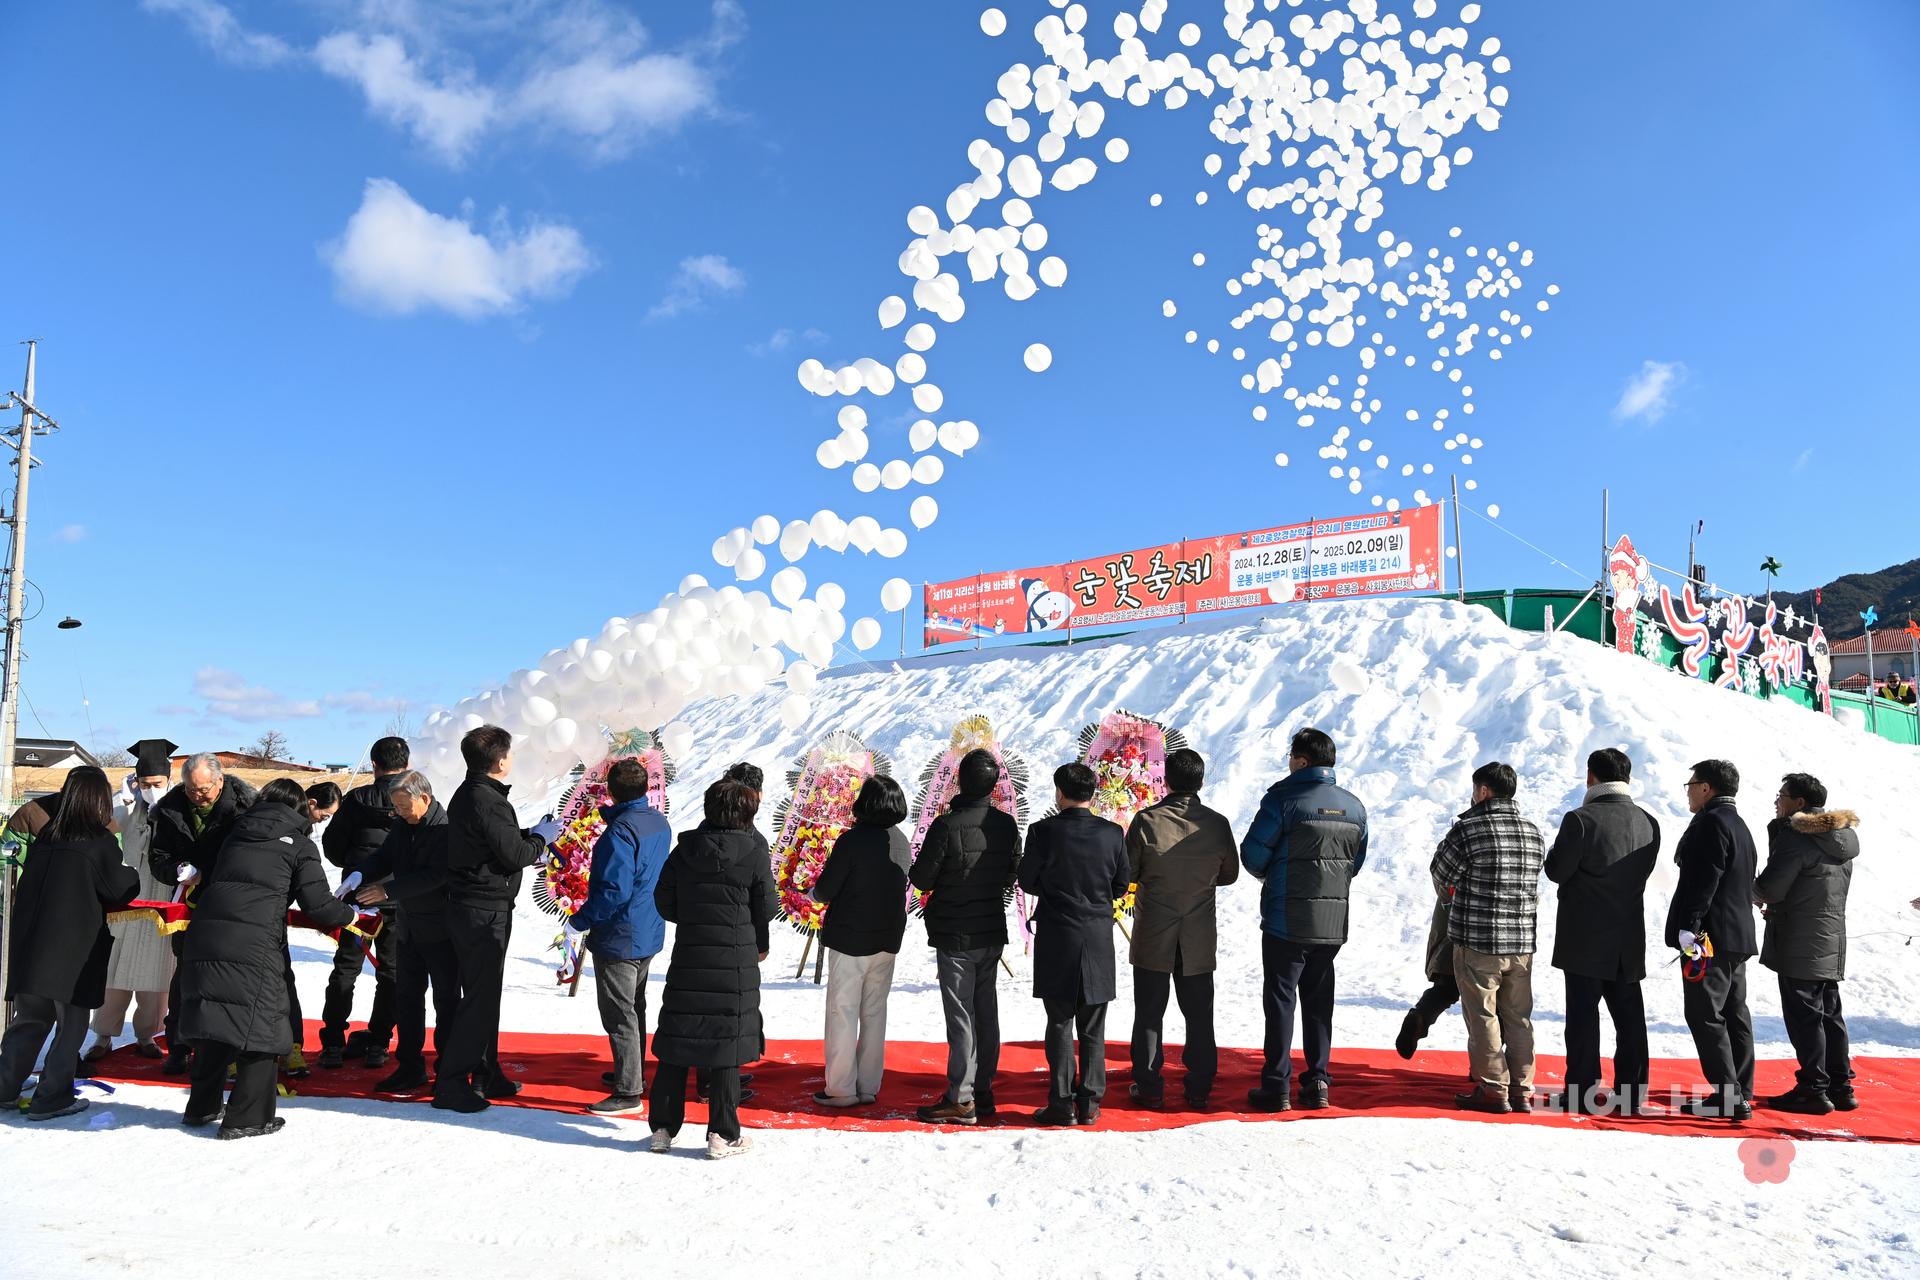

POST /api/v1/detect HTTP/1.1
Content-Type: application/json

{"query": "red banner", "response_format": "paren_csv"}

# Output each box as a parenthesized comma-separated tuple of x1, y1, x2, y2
(923, 505, 1445, 646)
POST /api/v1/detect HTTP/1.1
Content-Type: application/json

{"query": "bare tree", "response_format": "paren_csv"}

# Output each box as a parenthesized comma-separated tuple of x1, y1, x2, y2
(94, 745, 134, 768)
(383, 702, 416, 741)
(251, 729, 289, 762)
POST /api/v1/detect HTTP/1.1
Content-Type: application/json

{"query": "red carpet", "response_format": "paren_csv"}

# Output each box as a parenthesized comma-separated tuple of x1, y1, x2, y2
(84, 1024, 1919, 1144)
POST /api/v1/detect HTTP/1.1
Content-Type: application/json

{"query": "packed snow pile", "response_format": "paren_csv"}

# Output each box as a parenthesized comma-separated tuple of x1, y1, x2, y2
(620, 598, 1920, 1056)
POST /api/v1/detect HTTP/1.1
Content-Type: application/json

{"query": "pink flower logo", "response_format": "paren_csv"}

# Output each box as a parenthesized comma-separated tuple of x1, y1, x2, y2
(1738, 1137, 1795, 1184)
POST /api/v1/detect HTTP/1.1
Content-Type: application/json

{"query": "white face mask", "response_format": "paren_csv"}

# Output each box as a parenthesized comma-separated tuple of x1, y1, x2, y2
(140, 785, 167, 808)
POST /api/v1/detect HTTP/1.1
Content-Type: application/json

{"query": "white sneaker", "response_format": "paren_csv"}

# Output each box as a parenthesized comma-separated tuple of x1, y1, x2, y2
(649, 1129, 672, 1154)
(706, 1132, 753, 1160)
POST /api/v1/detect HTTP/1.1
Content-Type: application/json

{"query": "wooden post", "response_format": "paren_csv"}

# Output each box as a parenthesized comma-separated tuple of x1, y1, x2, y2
(812, 939, 825, 986)
(793, 933, 813, 981)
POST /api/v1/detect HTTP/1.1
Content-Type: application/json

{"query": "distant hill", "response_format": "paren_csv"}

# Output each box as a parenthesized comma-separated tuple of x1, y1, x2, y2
(1777, 557, 1920, 640)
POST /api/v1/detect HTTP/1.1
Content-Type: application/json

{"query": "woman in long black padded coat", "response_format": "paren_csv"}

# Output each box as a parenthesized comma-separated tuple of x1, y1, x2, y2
(177, 777, 355, 1139)
(647, 777, 777, 1159)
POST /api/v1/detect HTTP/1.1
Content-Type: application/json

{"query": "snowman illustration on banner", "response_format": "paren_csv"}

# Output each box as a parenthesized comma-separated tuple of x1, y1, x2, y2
(1021, 577, 1074, 633)
(1607, 534, 1654, 655)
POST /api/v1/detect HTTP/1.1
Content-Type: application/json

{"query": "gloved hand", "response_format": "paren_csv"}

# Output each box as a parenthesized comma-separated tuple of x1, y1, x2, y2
(1678, 929, 1703, 960)
(333, 871, 363, 900)
(563, 921, 587, 949)
(176, 862, 201, 888)
(530, 818, 563, 844)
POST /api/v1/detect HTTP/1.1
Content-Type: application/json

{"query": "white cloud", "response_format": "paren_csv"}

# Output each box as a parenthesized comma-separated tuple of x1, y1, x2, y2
(194, 667, 322, 722)
(1792, 447, 1814, 472)
(314, 32, 496, 164)
(515, 51, 713, 157)
(322, 178, 594, 319)
(648, 253, 746, 321)
(1613, 360, 1686, 423)
(748, 327, 828, 356)
(140, 0, 293, 67)
(192, 668, 408, 723)
(53, 524, 87, 544)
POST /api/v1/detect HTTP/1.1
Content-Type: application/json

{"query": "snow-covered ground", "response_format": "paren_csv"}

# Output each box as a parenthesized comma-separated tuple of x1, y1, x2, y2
(6, 601, 1918, 1279)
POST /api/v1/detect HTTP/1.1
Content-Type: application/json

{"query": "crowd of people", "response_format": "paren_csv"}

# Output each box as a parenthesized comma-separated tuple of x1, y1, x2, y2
(0, 722, 1874, 1157)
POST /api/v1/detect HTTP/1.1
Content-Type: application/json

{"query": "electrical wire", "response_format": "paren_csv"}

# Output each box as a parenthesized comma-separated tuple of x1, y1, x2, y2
(1454, 499, 1593, 583)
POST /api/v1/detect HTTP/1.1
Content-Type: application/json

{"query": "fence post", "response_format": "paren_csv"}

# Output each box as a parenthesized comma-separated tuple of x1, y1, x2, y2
(1450, 477, 1466, 601)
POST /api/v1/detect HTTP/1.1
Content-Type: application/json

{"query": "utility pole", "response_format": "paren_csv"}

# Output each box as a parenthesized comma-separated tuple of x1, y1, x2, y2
(1, 340, 57, 1027)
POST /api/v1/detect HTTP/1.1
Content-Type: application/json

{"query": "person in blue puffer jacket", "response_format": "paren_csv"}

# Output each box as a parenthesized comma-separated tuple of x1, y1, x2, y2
(568, 758, 673, 1116)
(1238, 727, 1368, 1113)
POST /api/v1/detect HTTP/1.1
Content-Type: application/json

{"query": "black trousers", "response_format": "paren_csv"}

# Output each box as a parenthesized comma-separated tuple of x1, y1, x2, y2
(285, 962, 303, 1050)
(1042, 997, 1109, 1104)
(433, 904, 510, 1100)
(1408, 974, 1460, 1033)
(186, 1041, 278, 1130)
(1779, 976, 1851, 1093)
(650, 1062, 740, 1142)
(164, 934, 187, 1047)
(1682, 956, 1755, 1102)
(1130, 960, 1216, 1099)
(396, 922, 461, 1074)
(1261, 934, 1339, 1090)
(1563, 972, 1649, 1094)
(321, 918, 398, 1050)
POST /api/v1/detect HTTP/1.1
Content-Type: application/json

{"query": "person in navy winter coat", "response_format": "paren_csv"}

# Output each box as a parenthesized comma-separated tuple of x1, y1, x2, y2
(568, 758, 672, 1114)
(1239, 727, 1368, 1112)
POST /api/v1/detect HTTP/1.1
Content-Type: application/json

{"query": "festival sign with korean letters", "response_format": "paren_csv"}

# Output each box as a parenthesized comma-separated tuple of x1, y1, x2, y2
(923, 505, 1445, 645)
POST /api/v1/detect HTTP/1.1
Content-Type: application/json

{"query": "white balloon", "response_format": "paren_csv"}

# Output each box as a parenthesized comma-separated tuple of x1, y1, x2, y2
(911, 382, 944, 413)
(778, 694, 810, 730)
(906, 205, 938, 235)
(521, 696, 558, 728)
(712, 533, 742, 566)
(816, 438, 846, 469)
(1024, 342, 1053, 371)
(847, 516, 881, 552)
(881, 459, 912, 489)
(771, 566, 808, 607)
(1038, 255, 1068, 287)
(910, 495, 939, 528)
(786, 659, 818, 696)
(852, 463, 882, 493)
(751, 515, 779, 544)
(837, 405, 868, 432)
(582, 649, 615, 682)
(661, 721, 694, 758)
(545, 718, 579, 752)
(881, 577, 913, 612)
(1329, 658, 1371, 696)
(912, 455, 945, 485)
(734, 546, 767, 581)
(895, 352, 927, 383)
(816, 582, 847, 612)
(980, 7, 1006, 36)
(909, 419, 938, 452)
(877, 528, 909, 558)
(675, 576, 707, 597)
(851, 617, 883, 650)
(878, 295, 907, 328)
(836, 430, 869, 462)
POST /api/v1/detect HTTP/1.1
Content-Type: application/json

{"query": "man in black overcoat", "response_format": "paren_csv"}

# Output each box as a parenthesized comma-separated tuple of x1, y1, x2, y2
(1017, 762, 1131, 1127)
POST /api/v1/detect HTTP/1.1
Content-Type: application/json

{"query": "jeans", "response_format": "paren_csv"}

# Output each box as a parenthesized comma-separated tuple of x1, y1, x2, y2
(594, 955, 653, 1096)
(0, 993, 89, 1113)
(935, 946, 1001, 1105)
(1259, 934, 1339, 1090)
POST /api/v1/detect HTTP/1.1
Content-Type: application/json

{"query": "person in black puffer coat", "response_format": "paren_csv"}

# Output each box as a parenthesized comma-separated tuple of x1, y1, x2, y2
(908, 749, 1022, 1125)
(177, 779, 356, 1140)
(1756, 772, 1861, 1116)
(647, 778, 777, 1158)
(809, 775, 912, 1108)
(0, 768, 141, 1121)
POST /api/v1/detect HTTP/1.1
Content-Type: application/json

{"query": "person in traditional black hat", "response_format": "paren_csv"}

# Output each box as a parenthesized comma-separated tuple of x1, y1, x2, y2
(82, 739, 181, 1062)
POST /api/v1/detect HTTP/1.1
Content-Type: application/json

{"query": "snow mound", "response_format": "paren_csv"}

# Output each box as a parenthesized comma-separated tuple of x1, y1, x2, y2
(650, 599, 1919, 1054)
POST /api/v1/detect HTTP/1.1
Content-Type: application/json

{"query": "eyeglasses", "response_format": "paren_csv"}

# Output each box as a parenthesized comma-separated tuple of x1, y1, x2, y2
(1684, 780, 1706, 790)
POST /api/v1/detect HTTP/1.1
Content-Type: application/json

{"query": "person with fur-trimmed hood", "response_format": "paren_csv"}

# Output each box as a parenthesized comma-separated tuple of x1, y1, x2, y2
(1756, 773, 1860, 1116)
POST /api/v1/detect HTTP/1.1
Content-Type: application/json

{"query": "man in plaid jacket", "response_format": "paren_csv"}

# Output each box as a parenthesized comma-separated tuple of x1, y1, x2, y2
(1430, 762, 1546, 1115)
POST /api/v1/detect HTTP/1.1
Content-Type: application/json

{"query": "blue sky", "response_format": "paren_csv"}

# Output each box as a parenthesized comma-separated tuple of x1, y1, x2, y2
(5, 0, 1916, 766)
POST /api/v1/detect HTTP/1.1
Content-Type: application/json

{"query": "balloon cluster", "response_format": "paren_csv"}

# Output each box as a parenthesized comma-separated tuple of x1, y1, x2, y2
(416, 1, 1552, 799)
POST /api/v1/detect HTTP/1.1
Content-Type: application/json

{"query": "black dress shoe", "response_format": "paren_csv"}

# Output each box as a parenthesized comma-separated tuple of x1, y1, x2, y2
(1455, 1086, 1511, 1114)
(1829, 1085, 1859, 1112)
(1298, 1080, 1329, 1110)
(1395, 1009, 1425, 1060)
(1678, 1096, 1752, 1122)
(362, 1047, 389, 1071)
(182, 1106, 225, 1128)
(482, 1075, 522, 1100)
(1075, 1100, 1100, 1127)
(1761, 1087, 1834, 1116)
(375, 1067, 431, 1094)
(162, 1046, 192, 1076)
(432, 1090, 492, 1114)
(1246, 1086, 1292, 1113)
(317, 1046, 345, 1070)
(1030, 1104, 1076, 1127)
(1508, 1088, 1533, 1114)
(217, 1117, 287, 1140)
(1128, 1083, 1165, 1109)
